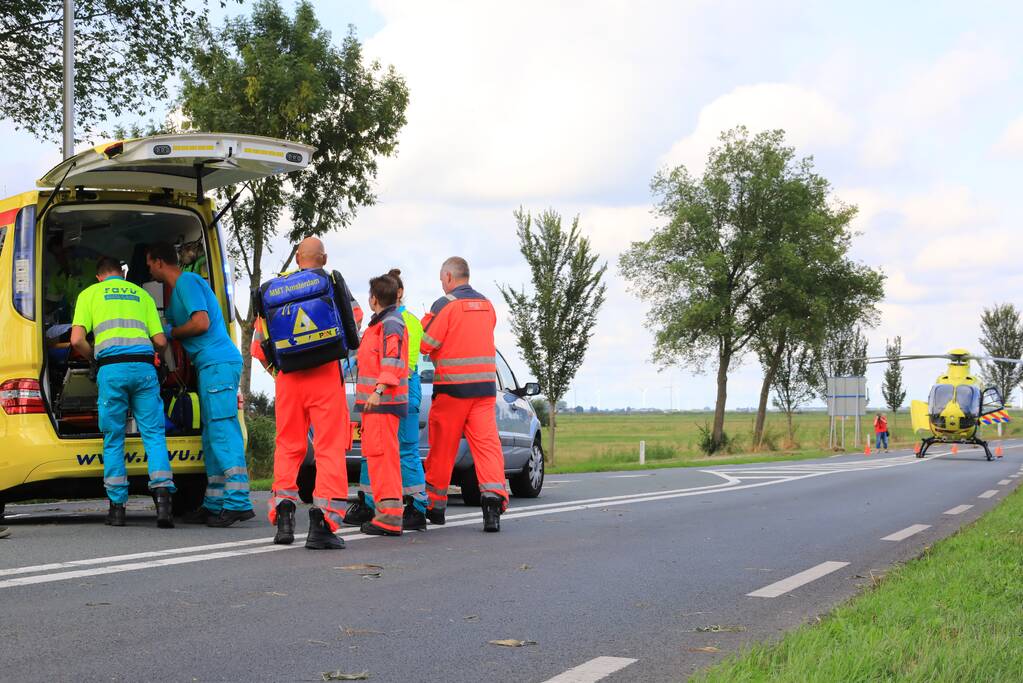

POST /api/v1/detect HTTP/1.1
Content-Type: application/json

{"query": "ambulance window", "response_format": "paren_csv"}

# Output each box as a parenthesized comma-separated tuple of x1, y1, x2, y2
(496, 351, 517, 391)
(0, 227, 5, 296)
(12, 205, 36, 320)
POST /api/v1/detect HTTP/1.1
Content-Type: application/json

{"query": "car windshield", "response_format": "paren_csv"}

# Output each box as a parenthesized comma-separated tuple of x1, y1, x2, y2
(342, 351, 433, 383)
(956, 385, 980, 416)
(928, 384, 954, 414)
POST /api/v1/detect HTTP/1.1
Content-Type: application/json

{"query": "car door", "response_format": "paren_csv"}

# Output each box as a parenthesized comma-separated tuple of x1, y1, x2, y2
(495, 350, 532, 466)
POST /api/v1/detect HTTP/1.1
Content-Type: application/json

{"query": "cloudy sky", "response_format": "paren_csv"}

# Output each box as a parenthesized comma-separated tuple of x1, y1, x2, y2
(5, 1, 1023, 409)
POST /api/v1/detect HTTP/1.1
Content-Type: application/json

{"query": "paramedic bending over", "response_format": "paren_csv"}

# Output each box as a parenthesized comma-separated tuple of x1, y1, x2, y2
(145, 242, 255, 528)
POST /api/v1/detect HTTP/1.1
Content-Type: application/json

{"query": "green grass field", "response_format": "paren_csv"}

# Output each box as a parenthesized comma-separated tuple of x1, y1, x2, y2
(691, 485, 1023, 682)
(542, 411, 1021, 473)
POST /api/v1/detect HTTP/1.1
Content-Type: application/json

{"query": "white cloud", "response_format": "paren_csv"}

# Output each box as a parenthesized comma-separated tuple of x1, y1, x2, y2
(859, 44, 1010, 167)
(993, 115, 1023, 157)
(659, 83, 854, 173)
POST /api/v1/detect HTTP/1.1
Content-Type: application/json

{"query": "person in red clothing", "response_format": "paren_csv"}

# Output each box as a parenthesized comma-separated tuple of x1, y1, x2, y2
(874, 412, 889, 452)
(252, 237, 362, 550)
(355, 274, 409, 536)
(421, 256, 507, 532)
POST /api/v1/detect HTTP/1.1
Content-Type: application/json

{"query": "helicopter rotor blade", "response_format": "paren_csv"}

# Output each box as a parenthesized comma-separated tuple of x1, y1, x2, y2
(967, 355, 1023, 365)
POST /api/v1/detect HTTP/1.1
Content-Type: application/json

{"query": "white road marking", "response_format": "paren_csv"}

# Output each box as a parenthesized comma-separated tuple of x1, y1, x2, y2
(978, 490, 999, 499)
(747, 561, 849, 598)
(541, 657, 638, 683)
(944, 505, 973, 515)
(0, 446, 977, 590)
(607, 474, 651, 478)
(999, 479, 1011, 485)
(881, 524, 931, 542)
(546, 479, 581, 483)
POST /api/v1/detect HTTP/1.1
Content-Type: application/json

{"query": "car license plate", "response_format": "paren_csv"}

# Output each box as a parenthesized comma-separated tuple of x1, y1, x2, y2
(351, 422, 361, 442)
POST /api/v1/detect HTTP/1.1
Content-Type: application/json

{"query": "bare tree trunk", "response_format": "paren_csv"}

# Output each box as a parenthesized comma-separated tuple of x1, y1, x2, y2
(754, 334, 786, 449)
(547, 400, 557, 467)
(712, 352, 730, 451)
(786, 410, 794, 444)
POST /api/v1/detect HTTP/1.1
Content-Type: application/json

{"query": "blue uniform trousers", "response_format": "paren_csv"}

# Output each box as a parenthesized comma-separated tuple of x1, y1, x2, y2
(197, 361, 252, 512)
(361, 370, 427, 512)
(97, 362, 176, 505)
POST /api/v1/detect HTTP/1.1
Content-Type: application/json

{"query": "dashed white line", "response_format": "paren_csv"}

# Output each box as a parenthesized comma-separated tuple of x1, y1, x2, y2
(978, 490, 999, 499)
(541, 656, 638, 683)
(747, 561, 849, 598)
(607, 474, 652, 478)
(944, 505, 973, 515)
(881, 524, 931, 542)
(999, 479, 1011, 485)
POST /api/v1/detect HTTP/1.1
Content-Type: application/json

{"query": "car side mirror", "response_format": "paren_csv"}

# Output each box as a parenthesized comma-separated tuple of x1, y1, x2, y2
(510, 382, 540, 398)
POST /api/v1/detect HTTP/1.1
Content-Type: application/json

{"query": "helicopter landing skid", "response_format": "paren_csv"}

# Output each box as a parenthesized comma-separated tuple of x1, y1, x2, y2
(919, 436, 993, 460)
(975, 437, 994, 461)
(918, 438, 935, 458)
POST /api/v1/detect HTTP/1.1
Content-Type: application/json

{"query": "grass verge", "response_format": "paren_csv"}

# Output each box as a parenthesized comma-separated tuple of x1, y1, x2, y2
(691, 486, 1023, 682)
(547, 449, 834, 474)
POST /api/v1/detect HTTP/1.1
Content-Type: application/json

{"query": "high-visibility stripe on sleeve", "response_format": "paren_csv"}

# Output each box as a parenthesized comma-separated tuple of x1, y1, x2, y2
(422, 332, 441, 348)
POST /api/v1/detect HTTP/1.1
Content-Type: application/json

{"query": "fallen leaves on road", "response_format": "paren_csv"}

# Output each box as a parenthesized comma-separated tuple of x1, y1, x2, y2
(307, 640, 330, 647)
(85, 602, 111, 607)
(340, 626, 385, 637)
(694, 625, 746, 633)
(265, 591, 288, 597)
(519, 564, 531, 571)
(321, 671, 369, 681)
(336, 564, 383, 572)
(463, 614, 480, 622)
(488, 639, 537, 647)
(687, 646, 721, 653)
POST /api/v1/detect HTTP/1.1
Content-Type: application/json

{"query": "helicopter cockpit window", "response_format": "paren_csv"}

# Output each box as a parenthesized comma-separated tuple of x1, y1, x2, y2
(955, 385, 981, 416)
(928, 385, 954, 414)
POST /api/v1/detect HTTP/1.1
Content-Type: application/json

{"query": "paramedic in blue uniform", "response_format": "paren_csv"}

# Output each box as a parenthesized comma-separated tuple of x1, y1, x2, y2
(146, 241, 254, 527)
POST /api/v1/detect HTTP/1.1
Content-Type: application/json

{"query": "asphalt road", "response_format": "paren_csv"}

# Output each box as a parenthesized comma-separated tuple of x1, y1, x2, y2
(2, 441, 1021, 682)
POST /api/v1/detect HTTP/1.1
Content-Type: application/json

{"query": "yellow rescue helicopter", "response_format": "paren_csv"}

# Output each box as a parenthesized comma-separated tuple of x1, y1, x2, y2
(859, 349, 1019, 460)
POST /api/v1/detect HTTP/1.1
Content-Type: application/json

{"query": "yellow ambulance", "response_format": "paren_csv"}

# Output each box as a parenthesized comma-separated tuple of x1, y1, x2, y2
(0, 133, 312, 519)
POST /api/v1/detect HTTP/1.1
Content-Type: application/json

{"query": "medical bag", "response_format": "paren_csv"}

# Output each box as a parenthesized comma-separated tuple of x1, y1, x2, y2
(253, 268, 360, 373)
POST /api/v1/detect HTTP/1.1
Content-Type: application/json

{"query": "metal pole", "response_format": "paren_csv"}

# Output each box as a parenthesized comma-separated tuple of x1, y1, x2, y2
(63, 0, 75, 158)
(639, 441, 646, 465)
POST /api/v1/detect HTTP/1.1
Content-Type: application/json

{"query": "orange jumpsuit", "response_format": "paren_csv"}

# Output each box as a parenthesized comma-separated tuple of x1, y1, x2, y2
(420, 284, 508, 512)
(252, 299, 363, 532)
(355, 305, 408, 533)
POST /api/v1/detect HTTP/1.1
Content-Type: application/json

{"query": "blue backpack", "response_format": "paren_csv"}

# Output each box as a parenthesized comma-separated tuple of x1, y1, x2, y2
(254, 268, 360, 373)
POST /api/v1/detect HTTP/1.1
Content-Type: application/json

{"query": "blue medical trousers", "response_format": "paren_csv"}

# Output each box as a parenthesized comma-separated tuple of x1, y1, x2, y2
(97, 362, 176, 505)
(361, 369, 427, 513)
(197, 361, 252, 512)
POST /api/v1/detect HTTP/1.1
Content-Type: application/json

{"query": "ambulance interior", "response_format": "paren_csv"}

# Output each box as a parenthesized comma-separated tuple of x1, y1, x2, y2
(42, 203, 210, 437)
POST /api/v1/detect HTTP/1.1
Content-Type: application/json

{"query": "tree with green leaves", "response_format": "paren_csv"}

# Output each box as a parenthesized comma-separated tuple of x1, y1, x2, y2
(621, 126, 858, 452)
(807, 325, 870, 401)
(771, 343, 815, 445)
(1, 0, 232, 144)
(882, 336, 907, 429)
(179, 0, 408, 396)
(500, 209, 607, 467)
(749, 177, 884, 448)
(978, 303, 1023, 406)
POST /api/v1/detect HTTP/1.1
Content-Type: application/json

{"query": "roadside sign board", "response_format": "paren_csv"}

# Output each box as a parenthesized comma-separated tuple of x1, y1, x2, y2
(827, 376, 868, 417)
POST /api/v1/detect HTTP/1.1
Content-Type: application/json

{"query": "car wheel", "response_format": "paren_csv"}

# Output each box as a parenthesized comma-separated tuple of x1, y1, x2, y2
(171, 475, 207, 517)
(510, 439, 544, 498)
(0, 502, 5, 521)
(297, 463, 316, 504)
(460, 469, 481, 506)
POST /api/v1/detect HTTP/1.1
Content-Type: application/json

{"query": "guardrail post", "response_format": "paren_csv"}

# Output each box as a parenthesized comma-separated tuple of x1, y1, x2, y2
(639, 440, 646, 465)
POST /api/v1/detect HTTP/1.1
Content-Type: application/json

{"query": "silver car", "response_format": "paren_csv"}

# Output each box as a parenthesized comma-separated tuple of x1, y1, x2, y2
(297, 349, 545, 505)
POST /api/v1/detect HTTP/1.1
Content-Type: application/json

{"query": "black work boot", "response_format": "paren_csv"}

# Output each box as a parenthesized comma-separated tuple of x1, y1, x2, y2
(361, 519, 402, 537)
(305, 508, 345, 550)
(207, 508, 256, 528)
(274, 499, 296, 545)
(481, 493, 503, 533)
(342, 491, 374, 526)
(403, 498, 427, 531)
(425, 506, 446, 526)
(106, 502, 126, 527)
(154, 489, 174, 529)
(182, 505, 215, 524)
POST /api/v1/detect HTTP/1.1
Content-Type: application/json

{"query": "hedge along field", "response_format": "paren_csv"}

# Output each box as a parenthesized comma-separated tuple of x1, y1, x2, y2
(543, 411, 1022, 470)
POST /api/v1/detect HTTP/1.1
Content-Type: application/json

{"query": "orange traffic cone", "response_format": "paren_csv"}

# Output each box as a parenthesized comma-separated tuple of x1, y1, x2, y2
(951, 444, 958, 455)
(914, 442, 921, 455)
(864, 443, 871, 456)
(996, 445, 1004, 458)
